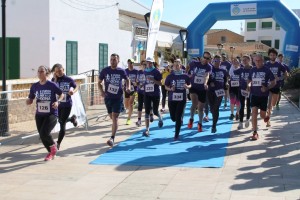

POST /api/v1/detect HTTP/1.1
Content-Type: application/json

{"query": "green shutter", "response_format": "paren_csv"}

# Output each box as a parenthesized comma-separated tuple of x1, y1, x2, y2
(66, 41, 78, 75)
(99, 43, 108, 71)
(275, 40, 280, 49)
(247, 22, 256, 31)
(261, 40, 272, 47)
(275, 23, 280, 30)
(262, 22, 272, 29)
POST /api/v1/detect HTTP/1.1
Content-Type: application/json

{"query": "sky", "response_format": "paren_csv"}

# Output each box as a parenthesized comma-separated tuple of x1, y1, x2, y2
(137, 0, 300, 34)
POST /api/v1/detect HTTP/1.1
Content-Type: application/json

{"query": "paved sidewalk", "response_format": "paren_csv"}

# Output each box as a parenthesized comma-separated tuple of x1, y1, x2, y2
(0, 97, 300, 200)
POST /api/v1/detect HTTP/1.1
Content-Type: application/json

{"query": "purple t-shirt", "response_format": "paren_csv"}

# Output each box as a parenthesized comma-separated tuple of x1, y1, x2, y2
(236, 67, 252, 90)
(265, 61, 286, 88)
(221, 60, 231, 71)
(144, 68, 162, 97)
(188, 60, 211, 91)
(229, 68, 241, 89)
(99, 66, 128, 99)
(248, 66, 275, 97)
(279, 63, 290, 87)
(137, 70, 146, 94)
(52, 75, 77, 108)
(28, 80, 63, 116)
(165, 73, 190, 101)
(208, 67, 227, 91)
(125, 68, 138, 92)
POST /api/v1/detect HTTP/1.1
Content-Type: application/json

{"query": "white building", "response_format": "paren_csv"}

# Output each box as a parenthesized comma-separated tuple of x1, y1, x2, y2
(244, 9, 300, 53)
(0, 0, 183, 79)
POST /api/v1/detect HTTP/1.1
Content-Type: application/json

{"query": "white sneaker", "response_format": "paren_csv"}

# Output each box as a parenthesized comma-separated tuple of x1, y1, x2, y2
(237, 122, 243, 130)
(245, 120, 250, 128)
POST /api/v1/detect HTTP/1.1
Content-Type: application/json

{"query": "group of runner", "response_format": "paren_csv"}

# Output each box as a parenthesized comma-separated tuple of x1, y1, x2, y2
(27, 47, 290, 160)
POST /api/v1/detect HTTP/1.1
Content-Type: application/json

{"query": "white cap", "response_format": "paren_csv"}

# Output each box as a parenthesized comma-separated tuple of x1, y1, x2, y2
(146, 57, 154, 62)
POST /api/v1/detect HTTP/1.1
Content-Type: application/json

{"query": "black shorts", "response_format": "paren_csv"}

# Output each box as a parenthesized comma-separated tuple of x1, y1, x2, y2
(104, 97, 123, 114)
(189, 87, 206, 103)
(251, 95, 268, 111)
(269, 87, 280, 94)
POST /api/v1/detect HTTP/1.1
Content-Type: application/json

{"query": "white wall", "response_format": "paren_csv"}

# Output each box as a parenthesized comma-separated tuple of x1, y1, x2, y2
(1, 0, 50, 78)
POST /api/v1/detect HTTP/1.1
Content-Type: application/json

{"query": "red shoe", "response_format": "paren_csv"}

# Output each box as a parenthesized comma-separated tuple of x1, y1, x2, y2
(198, 123, 203, 132)
(50, 144, 57, 158)
(187, 118, 194, 129)
(264, 115, 270, 123)
(250, 132, 259, 141)
(44, 153, 54, 161)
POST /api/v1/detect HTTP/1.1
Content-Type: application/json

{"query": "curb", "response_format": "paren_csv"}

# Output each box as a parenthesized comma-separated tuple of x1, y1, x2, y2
(282, 92, 300, 112)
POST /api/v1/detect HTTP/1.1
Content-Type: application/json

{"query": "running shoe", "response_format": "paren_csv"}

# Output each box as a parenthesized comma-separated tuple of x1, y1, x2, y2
(245, 119, 250, 128)
(211, 126, 217, 133)
(187, 118, 194, 129)
(174, 136, 179, 141)
(136, 120, 141, 127)
(203, 116, 209, 122)
(143, 130, 149, 137)
(266, 120, 271, 127)
(235, 113, 239, 121)
(264, 115, 270, 123)
(160, 108, 165, 113)
(224, 103, 227, 109)
(44, 153, 54, 161)
(158, 120, 163, 128)
(106, 138, 114, 147)
(150, 114, 154, 122)
(126, 119, 131, 125)
(229, 114, 234, 120)
(198, 123, 203, 132)
(250, 132, 259, 140)
(276, 104, 280, 110)
(237, 122, 243, 130)
(70, 114, 78, 127)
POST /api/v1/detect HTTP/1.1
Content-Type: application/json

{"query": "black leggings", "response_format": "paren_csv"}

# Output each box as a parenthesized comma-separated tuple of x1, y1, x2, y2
(57, 106, 72, 144)
(161, 85, 167, 108)
(208, 91, 223, 127)
(144, 95, 160, 116)
(137, 92, 144, 112)
(168, 101, 186, 138)
(35, 114, 57, 152)
(239, 92, 251, 122)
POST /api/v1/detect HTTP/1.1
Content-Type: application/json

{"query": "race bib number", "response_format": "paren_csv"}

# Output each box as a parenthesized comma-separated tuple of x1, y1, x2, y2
(215, 89, 225, 97)
(107, 84, 119, 94)
(172, 93, 183, 101)
(231, 81, 239, 87)
(252, 78, 262, 87)
(241, 89, 250, 98)
(37, 101, 50, 113)
(194, 76, 204, 84)
(145, 84, 154, 92)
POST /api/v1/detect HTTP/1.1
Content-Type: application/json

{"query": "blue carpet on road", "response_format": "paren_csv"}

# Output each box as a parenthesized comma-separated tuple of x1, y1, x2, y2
(90, 101, 233, 168)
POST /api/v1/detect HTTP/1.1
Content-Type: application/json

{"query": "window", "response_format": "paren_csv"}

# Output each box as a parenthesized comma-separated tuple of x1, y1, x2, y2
(261, 22, 272, 29)
(99, 43, 108, 71)
(275, 40, 280, 49)
(261, 40, 272, 47)
(247, 22, 256, 31)
(246, 40, 256, 42)
(275, 23, 280, 30)
(221, 36, 226, 43)
(66, 41, 78, 75)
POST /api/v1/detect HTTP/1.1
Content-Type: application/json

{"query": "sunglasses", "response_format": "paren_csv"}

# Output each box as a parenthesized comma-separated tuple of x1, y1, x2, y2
(203, 57, 211, 60)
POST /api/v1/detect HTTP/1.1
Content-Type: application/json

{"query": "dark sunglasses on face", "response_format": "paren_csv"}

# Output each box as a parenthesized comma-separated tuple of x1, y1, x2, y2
(203, 57, 211, 60)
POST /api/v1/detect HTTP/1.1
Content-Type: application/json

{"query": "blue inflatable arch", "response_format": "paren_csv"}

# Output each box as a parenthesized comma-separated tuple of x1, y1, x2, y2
(187, 0, 300, 67)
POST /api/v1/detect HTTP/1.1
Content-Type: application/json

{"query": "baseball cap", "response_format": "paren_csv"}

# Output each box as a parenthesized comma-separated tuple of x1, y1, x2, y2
(127, 58, 135, 63)
(146, 57, 154, 62)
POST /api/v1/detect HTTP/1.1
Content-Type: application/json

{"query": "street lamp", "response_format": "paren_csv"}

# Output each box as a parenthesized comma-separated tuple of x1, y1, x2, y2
(230, 46, 235, 59)
(217, 43, 223, 55)
(144, 12, 150, 28)
(179, 29, 188, 65)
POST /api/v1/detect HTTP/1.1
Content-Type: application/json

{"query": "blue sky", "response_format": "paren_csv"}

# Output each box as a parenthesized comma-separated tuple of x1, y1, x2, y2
(137, 0, 300, 34)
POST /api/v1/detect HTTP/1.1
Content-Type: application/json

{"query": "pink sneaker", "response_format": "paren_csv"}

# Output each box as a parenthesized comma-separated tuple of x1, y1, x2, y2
(50, 144, 57, 157)
(44, 153, 53, 161)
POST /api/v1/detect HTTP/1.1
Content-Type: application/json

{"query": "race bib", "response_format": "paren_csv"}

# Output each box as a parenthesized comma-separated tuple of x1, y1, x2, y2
(241, 89, 250, 98)
(37, 101, 50, 113)
(215, 89, 225, 97)
(61, 93, 67, 102)
(107, 84, 119, 94)
(231, 81, 239, 87)
(145, 84, 154, 92)
(252, 78, 262, 87)
(194, 76, 205, 84)
(172, 93, 183, 101)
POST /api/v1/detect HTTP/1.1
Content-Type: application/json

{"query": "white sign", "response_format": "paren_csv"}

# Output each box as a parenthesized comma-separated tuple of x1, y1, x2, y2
(146, 0, 164, 58)
(286, 45, 299, 52)
(231, 3, 257, 16)
(188, 49, 199, 55)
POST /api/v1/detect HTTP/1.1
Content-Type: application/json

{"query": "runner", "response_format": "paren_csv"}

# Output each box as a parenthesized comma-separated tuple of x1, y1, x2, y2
(248, 54, 276, 140)
(26, 65, 64, 161)
(142, 57, 163, 137)
(98, 53, 131, 147)
(124, 59, 138, 125)
(187, 52, 211, 132)
(208, 55, 227, 133)
(237, 55, 252, 129)
(51, 64, 78, 150)
(228, 57, 241, 121)
(265, 48, 287, 126)
(221, 53, 231, 109)
(136, 60, 146, 127)
(276, 53, 290, 110)
(165, 60, 191, 140)
(160, 61, 171, 113)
